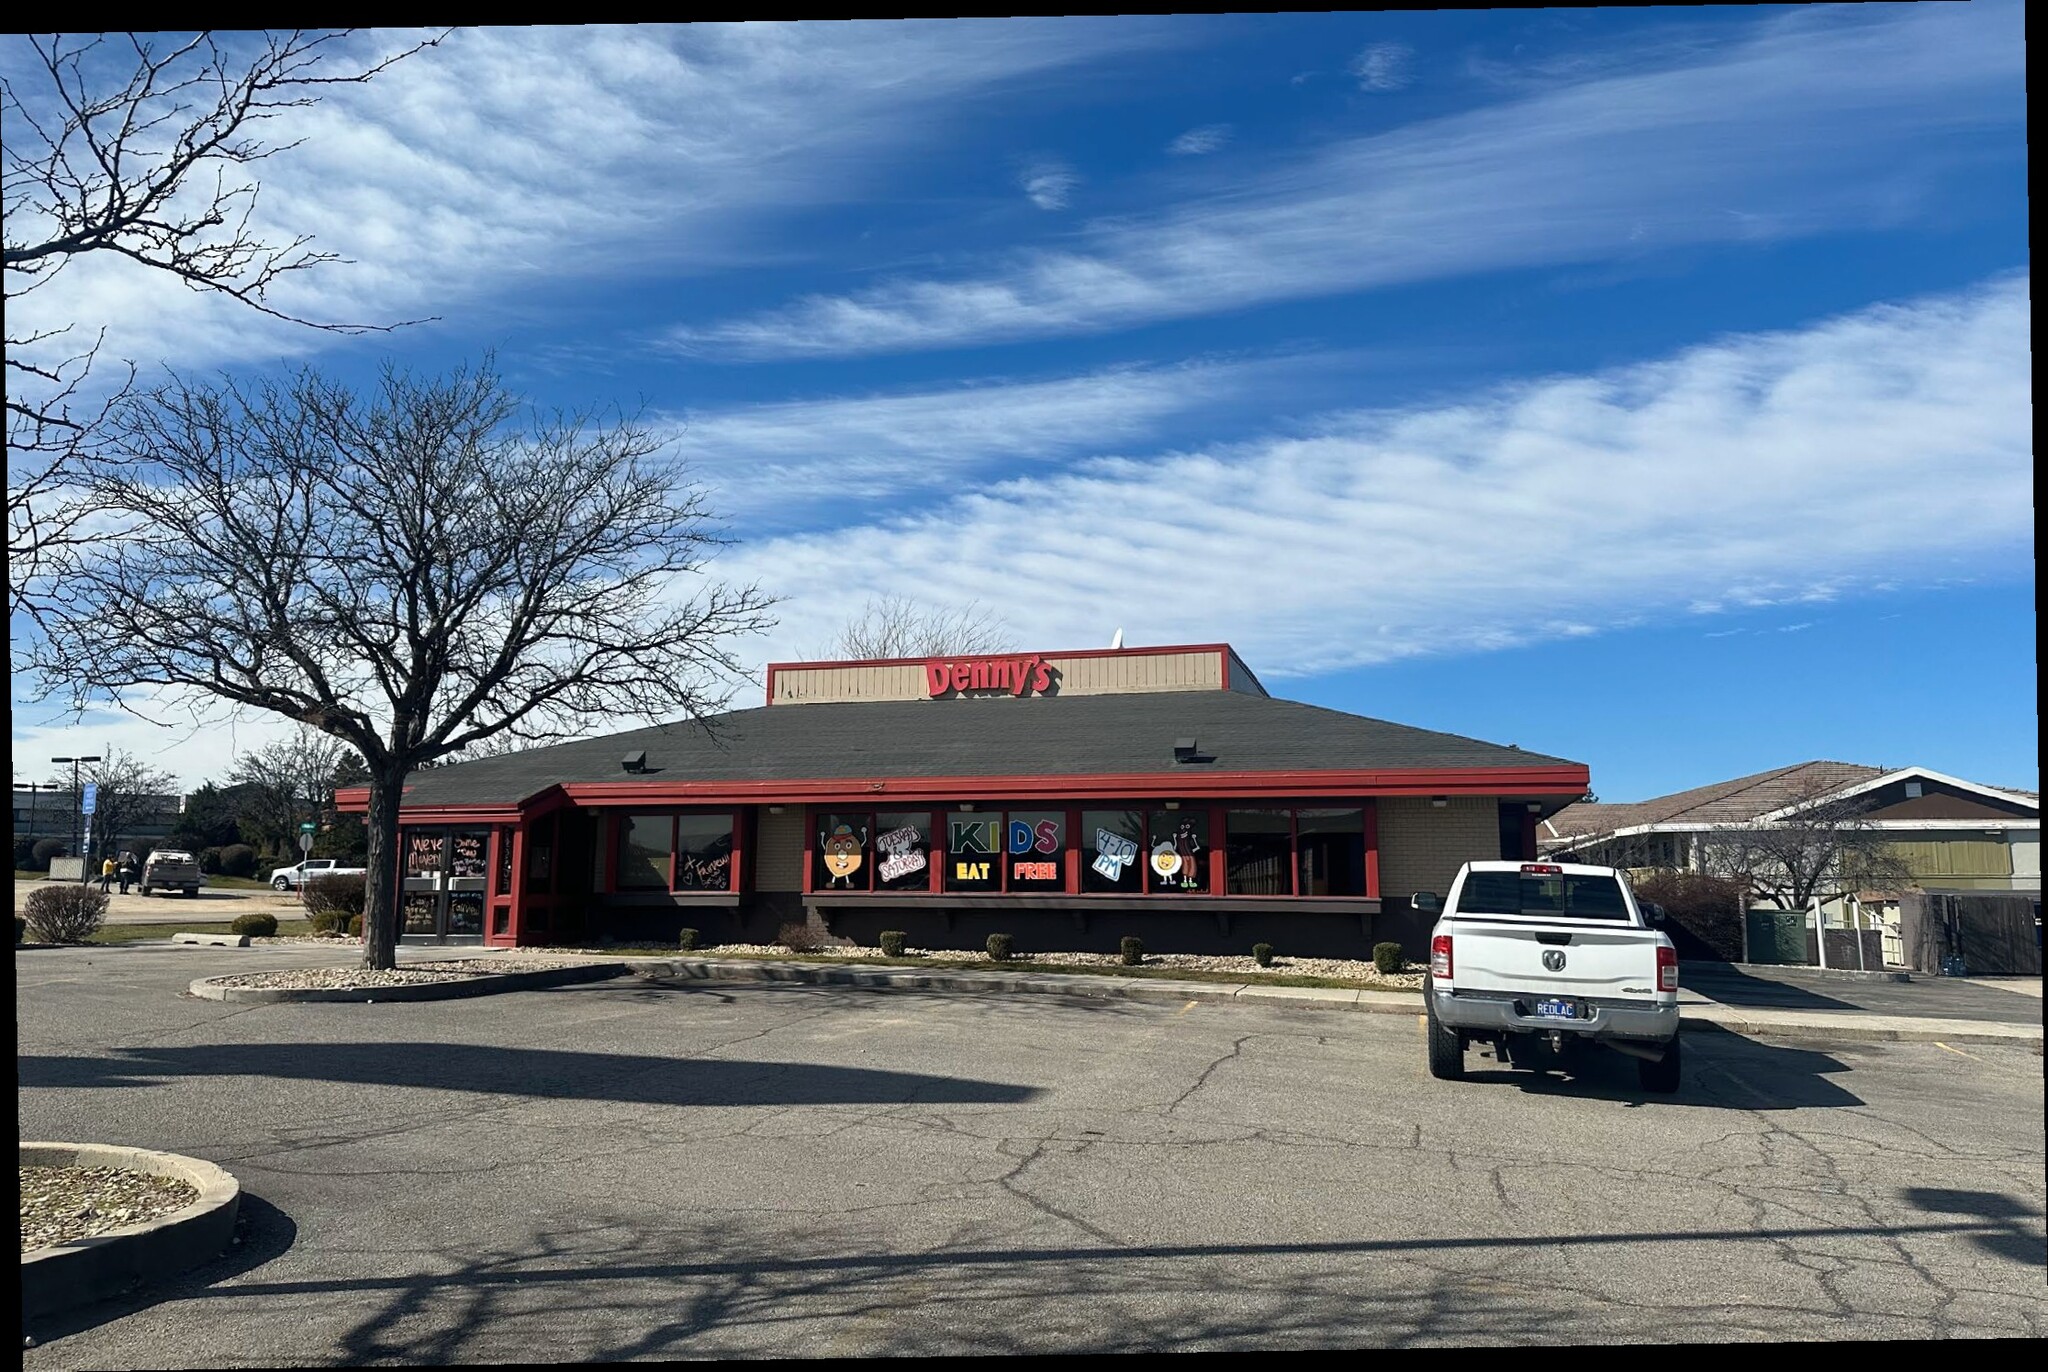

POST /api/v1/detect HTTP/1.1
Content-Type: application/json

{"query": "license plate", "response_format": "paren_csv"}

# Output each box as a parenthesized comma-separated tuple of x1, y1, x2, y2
(1534, 999, 1578, 1019)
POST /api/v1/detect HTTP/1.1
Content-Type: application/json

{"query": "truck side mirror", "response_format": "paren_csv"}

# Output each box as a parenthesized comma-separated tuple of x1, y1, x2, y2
(1410, 892, 1440, 914)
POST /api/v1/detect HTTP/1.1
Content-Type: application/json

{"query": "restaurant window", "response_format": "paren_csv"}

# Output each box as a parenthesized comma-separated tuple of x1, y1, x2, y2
(616, 814, 672, 891)
(493, 827, 514, 897)
(674, 813, 734, 892)
(1006, 810, 1065, 892)
(874, 811, 933, 891)
(1297, 809, 1365, 896)
(1226, 810, 1292, 895)
(1082, 810, 1145, 893)
(813, 812, 872, 891)
(1147, 810, 1209, 894)
(944, 812, 1001, 892)
(525, 816, 554, 895)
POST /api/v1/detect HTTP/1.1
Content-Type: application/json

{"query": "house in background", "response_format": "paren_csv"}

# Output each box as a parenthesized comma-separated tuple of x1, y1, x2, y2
(1540, 761, 2039, 965)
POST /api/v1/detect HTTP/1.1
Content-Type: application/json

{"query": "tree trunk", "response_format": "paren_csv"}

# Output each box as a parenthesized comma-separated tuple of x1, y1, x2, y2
(362, 773, 407, 971)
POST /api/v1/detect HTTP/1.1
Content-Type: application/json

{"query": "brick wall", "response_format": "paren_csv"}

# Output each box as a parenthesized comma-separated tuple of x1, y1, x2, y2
(1377, 796, 1501, 902)
(755, 807, 806, 892)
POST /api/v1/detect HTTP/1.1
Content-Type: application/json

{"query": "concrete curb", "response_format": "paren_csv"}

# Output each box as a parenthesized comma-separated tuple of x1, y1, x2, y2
(20, 1142, 241, 1324)
(615, 955, 2042, 1047)
(186, 960, 629, 1003)
(172, 932, 248, 948)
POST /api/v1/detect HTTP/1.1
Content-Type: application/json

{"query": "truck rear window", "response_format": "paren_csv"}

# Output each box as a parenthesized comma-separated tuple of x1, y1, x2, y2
(1454, 871, 1631, 920)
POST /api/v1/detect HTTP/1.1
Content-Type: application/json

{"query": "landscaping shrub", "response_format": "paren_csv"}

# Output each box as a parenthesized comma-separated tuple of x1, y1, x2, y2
(677, 927, 700, 952)
(217, 843, 259, 878)
(985, 932, 1015, 961)
(198, 846, 223, 874)
(306, 909, 340, 936)
(1372, 942, 1405, 975)
(879, 930, 908, 958)
(1252, 942, 1275, 967)
(302, 873, 367, 926)
(230, 912, 278, 938)
(1630, 870, 1745, 962)
(1119, 935, 1144, 966)
(31, 837, 68, 870)
(15, 914, 25, 944)
(777, 920, 823, 952)
(346, 913, 363, 939)
(23, 884, 108, 944)
(13, 836, 37, 871)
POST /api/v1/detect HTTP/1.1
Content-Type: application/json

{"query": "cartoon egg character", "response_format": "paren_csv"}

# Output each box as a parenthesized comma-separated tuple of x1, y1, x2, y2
(1150, 840, 1181, 880)
(821, 822, 867, 887)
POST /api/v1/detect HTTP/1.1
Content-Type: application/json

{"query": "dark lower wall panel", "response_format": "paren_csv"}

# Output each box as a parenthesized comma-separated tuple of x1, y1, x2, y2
(581, 893, 1443, 960)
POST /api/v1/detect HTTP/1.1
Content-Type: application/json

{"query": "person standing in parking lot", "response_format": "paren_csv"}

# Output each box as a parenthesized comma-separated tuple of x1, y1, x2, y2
(117, 852, 136, 895)
(99, 855, 117, 892)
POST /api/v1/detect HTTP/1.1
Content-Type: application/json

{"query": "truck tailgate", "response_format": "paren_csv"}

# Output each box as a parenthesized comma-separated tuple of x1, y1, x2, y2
(1449, 919, 1664, 999)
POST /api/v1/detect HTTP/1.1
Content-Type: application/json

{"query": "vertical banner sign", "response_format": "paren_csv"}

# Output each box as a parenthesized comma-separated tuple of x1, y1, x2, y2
(80, 783, 98, 816)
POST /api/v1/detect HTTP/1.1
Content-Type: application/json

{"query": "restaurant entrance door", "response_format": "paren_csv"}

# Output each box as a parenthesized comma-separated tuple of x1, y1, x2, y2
(401, 827, 489, 942)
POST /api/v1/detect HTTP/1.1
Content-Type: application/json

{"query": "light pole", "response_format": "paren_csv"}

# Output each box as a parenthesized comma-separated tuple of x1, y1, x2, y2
(50, 754, 101, 880)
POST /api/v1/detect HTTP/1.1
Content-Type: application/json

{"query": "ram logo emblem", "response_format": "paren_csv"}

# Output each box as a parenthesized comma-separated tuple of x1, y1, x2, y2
(1541, 949, 1567, 972)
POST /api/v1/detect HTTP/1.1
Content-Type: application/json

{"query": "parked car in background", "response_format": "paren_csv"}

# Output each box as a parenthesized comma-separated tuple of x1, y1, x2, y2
(1415, 860, 1682, 1092)
(141, 849, 203, 897)
(268, 858, 368, 891)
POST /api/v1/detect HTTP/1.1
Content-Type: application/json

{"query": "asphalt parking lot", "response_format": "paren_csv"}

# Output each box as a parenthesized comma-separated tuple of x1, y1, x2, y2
(18, 943, 2047, 1360)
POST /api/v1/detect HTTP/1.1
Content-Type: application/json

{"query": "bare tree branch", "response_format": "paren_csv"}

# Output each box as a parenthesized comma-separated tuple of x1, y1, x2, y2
(814, 594, 1015, 661)
(28, 359, 776, 969)
(6, 28, 444, 623)
(1691, 772, 1917, 910)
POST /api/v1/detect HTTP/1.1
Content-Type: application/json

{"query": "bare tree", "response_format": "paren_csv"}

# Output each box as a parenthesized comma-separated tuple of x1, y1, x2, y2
(27, 360, 776, 968)
(5, 29, 441, 622)
(1694, 772, 1916, 910)
(226, 725, 354, 854)
(817, 594, 1014, 660)
(76, 750, 179, 862)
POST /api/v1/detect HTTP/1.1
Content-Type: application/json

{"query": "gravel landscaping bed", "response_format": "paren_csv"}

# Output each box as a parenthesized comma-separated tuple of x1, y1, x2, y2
(204, 956, 582, 990)
(20, 1166, 198, 1254)
(566, 943, 1426, 990)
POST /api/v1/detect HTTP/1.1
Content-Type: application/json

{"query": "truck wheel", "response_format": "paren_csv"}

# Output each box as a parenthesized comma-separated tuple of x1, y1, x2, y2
(184, 886, 199, 898)
(1637, 1037, 1682, 1094)
(1425, 983, 1465, 1081)
(272, 877, 291, 891)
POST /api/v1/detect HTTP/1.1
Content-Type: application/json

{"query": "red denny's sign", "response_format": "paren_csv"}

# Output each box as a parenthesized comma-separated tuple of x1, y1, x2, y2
(924, 654, 1055, 698)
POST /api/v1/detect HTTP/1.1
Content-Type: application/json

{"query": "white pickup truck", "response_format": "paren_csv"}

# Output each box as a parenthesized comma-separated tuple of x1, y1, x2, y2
(267, 858, 367, 891)
(1415, 860, 1682, 1092)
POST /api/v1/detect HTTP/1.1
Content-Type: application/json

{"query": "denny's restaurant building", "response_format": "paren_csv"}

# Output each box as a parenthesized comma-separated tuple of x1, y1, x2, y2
(338, 644, 1589, 957)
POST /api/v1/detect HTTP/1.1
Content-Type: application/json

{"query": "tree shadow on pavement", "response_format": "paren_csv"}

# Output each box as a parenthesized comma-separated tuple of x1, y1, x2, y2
(22, 1193, 299, 1344)
(17, 1041, 1044, 1107)
(97, 1203, 2043, 1361)
(1901, 1187, 2046, 1266)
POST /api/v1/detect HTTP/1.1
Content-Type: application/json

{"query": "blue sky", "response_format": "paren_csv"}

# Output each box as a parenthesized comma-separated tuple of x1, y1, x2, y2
(7, 8, 2035, 800)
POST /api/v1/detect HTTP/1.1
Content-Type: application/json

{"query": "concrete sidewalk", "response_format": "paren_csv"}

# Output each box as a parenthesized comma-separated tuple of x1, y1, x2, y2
(584, 953, 2043, 1050)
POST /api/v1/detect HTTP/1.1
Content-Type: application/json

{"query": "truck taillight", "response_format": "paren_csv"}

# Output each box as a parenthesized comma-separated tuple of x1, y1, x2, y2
(1431, 934, 1453, 980)
(1657, 945, 1679, 992)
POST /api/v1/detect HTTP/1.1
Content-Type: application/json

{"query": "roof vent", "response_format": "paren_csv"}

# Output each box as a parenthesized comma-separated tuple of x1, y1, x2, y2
(1173, 738, 1198, 763)
(622, 750, 647, 774)
(1904, 781, 1923, 798)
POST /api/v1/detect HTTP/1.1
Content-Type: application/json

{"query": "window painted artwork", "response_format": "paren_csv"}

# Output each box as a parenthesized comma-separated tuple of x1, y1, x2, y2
(819, 820, 868, 888)
(876, 826, 926, 884)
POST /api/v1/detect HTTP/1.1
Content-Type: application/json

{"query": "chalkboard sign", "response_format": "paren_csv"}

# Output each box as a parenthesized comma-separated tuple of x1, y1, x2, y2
(450, 832, 486, 879)
(405, 832, 444, 877)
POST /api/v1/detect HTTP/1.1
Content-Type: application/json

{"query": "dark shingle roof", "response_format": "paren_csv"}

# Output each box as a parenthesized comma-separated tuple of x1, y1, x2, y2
(399, 691, 1578, 809)
(1540, 760, 1886, 848)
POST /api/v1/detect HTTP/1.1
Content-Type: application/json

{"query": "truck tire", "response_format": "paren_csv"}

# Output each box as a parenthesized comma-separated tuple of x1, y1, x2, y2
(1637, 1037, 1682, 1094)
(272, 877, 291, 891)
(184, 886, 199, 898)
(1425, 983, 1465, 1081)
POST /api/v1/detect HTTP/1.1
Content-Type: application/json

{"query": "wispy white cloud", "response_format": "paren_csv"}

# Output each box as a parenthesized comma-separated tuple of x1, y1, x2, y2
(676, 3, 2023, 359)
(662, 355, 1311, 528)
(1350, 41, 1414, 92)
(1020, 159, 1079, 210)
(4, 21, 1175, 382)
(1167, 123, 1232, 155)
(716, 275, 2032, 678)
